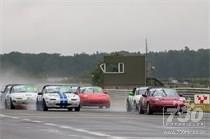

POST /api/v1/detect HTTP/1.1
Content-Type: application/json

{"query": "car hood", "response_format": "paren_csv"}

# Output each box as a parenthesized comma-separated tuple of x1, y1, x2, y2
(64, 93, 79, 98)
(46, 93, 79, 99)
(94, 93, 110, 98)
(157, 96, 181, 101)
(11, 92, 37, 98)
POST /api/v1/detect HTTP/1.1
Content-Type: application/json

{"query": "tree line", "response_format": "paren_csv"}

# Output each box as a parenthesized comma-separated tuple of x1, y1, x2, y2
(0, 48, 209, 80)
(148, 47, 209, 79)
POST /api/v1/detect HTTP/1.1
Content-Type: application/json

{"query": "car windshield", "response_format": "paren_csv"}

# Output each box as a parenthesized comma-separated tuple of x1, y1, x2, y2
(71, 87, 79, 93)
(163, 88, 179, 97)
(13, 85, 38, 93)
(93, 87, 103, 93)
(81, 87, 103, 93)
(152, 89, 166, 97)
(45, 86, 74, 93)
(152, 88, 178, 97)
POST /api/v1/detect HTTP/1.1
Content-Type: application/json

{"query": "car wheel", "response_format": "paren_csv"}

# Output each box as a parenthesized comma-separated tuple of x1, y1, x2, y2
(138, 103, 144, 114)
(68, 108, 73, 111)
(75, 105, 80, 112)
(42, 99, 48, 111)
(126, 99, 131, 112)
(36, 100, 40, 111)
(146, 103, 152, 115)
(9, 99, 15, 109)
(163, 107, 167, 113)
(134, 101, 138, 111)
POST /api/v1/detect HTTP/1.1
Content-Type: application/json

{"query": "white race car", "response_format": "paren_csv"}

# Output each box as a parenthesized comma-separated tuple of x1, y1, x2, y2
(126, 87, 149, 112)
(4, 84, 38, 109)
(36, 85, 80, 111)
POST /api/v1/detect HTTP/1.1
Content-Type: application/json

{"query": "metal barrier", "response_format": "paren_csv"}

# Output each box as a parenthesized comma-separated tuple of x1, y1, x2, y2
(176, 88, 210, 102)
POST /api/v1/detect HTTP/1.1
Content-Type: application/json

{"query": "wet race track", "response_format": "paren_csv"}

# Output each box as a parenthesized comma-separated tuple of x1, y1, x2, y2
(0, 92, 209, 139)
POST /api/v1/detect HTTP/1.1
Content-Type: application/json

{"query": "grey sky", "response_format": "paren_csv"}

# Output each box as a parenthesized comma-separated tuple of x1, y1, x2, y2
(0, 0, 209, 55)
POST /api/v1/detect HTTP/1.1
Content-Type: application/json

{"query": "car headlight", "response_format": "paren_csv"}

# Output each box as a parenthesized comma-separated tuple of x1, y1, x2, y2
(179, 97, 186, 103)
(13, 97, 23, 100)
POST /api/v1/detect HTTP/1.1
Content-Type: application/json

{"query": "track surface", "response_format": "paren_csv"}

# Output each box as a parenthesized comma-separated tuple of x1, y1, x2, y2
(0, 92, 209, 139)
(0, 108, 209, 139)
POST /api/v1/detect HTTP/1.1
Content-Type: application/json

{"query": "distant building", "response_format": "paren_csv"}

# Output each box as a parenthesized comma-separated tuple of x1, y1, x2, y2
(100, 55, 145, 89)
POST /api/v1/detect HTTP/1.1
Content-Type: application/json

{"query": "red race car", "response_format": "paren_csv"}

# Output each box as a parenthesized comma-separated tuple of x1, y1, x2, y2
(138, 87, 186, 114)
(78, 86, 111, 108)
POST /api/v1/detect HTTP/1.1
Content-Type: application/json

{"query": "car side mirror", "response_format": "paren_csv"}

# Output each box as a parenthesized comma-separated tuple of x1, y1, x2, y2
(38, 92, 43, 95)
(142, 94, 147, 97)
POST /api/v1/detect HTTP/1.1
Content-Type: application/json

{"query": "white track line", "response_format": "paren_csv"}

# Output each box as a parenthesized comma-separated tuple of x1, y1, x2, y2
(44, 123, 57, 126)
(0, 114, 124, 139)
(0, 114, 19, 119)
(22, 118, 31, 121)
(51, 124, 113, 137)
(31, 120, 43, 123)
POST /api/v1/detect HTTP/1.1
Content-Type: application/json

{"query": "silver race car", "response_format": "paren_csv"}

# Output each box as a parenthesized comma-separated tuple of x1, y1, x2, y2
(36, 85, 80, 111)
(3, 84, 38, 109)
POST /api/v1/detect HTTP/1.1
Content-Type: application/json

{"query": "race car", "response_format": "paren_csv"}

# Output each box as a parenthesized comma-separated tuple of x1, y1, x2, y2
(36, 85, 80, 111)
(1, 84, 22, 101)
(4, 84, 38, 109)
(78, 86, 111, 108)
(126, 87, 149, 112)
(138, 87, 186, 114)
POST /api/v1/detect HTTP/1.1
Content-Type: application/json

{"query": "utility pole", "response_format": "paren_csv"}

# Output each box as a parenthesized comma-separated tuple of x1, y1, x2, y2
(145, 38, 149, 85)
(145, 38, 148, 57)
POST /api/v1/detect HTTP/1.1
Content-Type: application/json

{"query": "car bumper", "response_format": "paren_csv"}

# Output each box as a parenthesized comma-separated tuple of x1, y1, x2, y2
(81, 100, 110, 107)
(46, 100, 80, 108)
(13, 99, 36, 105)
(150, 102, 185, 109)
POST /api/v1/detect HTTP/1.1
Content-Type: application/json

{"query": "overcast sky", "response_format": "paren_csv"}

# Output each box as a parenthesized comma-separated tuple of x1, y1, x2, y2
(0, 0, 209, 55)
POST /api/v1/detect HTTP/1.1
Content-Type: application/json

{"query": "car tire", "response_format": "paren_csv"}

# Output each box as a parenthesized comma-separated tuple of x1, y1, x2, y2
(134, 101, 138, 111)
(68, 108, 73, 111)
(75, 105, 80, 112)
(9, 99, 15, 109)
(163, 108, 167, 113)
(42, 99, 48, 111)
(126, 99, 132, 112)
(146, 103, 152, 115)
(36, 100, 40, 111)
(138, 103, 144, 114)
